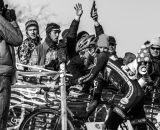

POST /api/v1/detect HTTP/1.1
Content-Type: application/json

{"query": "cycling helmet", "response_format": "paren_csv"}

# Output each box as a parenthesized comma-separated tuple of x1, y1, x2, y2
(150, 37, 160, 48)
(97, 34, 109, 48)
(76, 35, 97, 53)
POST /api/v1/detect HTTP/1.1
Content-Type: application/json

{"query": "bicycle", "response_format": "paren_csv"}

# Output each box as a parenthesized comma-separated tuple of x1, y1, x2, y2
(90, 88, 158, 130)
(17, 83, 157, 130)
(17, 61, 158, 130)
(18, 85, 90, 130)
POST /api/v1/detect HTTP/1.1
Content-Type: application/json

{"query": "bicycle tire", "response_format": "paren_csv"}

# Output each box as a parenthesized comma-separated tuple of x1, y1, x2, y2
(19, 108, 75, 130)
(118, 119, 157, 130)
(145, 118, 158, 130)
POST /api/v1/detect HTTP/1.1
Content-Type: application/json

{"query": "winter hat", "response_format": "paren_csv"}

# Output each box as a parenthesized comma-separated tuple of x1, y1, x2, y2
(77, 31, 89, 42)
(97, 34, 109, 49)
(108, 36, 116, 45)
(46, 23, 61, 34)
(25, 20, 39, 31)
(62, 29, 69, 39)
(150, 37, 160, 48)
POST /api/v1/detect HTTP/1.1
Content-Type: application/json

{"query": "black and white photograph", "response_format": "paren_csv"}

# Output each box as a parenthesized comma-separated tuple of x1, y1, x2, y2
(0, 0, 160, 130)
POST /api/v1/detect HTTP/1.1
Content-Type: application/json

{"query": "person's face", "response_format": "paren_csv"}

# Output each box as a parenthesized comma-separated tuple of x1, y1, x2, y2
(27, 26, 38, 40)
(108, 43, 116, 54)
(79, 48, 94, 67)
(150, 45, 160, 57)
(49, 29, 60, 43)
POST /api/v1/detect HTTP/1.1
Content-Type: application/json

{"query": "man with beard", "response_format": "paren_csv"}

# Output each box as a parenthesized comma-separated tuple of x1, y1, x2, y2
(31, 23, 61, 71)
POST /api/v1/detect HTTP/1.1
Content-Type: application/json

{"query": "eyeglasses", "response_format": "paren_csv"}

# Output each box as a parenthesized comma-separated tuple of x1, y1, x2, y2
(151, 47, 160, 51)
(79, 50, 86, 56)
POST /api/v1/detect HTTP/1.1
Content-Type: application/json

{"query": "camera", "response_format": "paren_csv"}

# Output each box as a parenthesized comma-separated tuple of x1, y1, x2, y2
(0, 0, 16, 22)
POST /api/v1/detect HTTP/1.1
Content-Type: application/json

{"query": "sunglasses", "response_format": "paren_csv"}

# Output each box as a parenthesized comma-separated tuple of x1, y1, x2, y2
(151, 47, 160, 51)
(79, 50, 86, 56)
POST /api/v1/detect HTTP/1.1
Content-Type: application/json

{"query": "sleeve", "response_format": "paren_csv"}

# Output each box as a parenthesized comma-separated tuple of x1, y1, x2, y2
(0, 16, 23, 46)
(67, 19, 79, 38)
(17, 41, 29, 65)
(95, 24, 104, 37)
(66, 20, 80, 59)
(79, 52, 108, 84)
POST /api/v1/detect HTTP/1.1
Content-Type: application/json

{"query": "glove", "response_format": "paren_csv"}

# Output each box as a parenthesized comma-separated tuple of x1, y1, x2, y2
(4, 9, 16, 22)
(90, 9, 98, 21)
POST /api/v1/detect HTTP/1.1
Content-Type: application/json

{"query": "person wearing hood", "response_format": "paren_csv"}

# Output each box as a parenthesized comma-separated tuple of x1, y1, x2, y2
(17, 20, 41, 68)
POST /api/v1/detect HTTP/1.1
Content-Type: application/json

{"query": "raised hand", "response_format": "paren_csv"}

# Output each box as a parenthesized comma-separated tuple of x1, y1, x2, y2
(74, 3, 83, 17)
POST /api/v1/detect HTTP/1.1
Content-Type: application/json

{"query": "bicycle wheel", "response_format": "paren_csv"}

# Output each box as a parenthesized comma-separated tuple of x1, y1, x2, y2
(146, 119, 158, 130)
(118, 119, 157, 130)
(19, 108, 75, 130)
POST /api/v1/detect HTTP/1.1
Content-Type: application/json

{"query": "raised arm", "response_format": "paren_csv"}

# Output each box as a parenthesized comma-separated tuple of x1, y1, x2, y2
(67, 3, 83, 38)
(0, 10, 23, 46)
(90, 1, 104, 36)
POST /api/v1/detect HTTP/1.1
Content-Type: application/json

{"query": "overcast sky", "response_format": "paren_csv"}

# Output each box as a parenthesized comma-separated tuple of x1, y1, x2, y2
(6, 0, 160, 57)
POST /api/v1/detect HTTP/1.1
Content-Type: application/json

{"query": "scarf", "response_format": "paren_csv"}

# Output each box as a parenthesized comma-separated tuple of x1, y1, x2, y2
(45, 36, 58, 50)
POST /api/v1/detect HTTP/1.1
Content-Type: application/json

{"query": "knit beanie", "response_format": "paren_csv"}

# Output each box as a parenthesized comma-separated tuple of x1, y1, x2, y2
(62, 29, 69, 39)
(46, 23, 61, 35)
(150, 37, 160, 48)
(25, 20, 39, 31)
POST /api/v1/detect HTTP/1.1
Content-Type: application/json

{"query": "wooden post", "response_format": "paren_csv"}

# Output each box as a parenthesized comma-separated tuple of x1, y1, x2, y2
(59, 63, 67, 130)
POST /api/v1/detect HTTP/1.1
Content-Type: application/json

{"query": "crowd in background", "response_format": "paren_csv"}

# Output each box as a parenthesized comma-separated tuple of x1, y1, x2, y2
(0, 1, 160, 130)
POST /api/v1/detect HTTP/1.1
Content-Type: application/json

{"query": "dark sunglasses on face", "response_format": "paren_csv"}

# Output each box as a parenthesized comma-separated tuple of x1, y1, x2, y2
(79, 50, 86, 56)
(151, 47, 160, 51)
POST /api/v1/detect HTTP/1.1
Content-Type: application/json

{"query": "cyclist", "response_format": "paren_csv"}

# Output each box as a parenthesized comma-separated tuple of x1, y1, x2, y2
(87, 36, 123, 112)
(75, 34, 147, 130)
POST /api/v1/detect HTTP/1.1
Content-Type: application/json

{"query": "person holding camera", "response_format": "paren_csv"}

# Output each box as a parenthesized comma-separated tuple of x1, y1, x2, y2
(0, 1, 23, 129)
